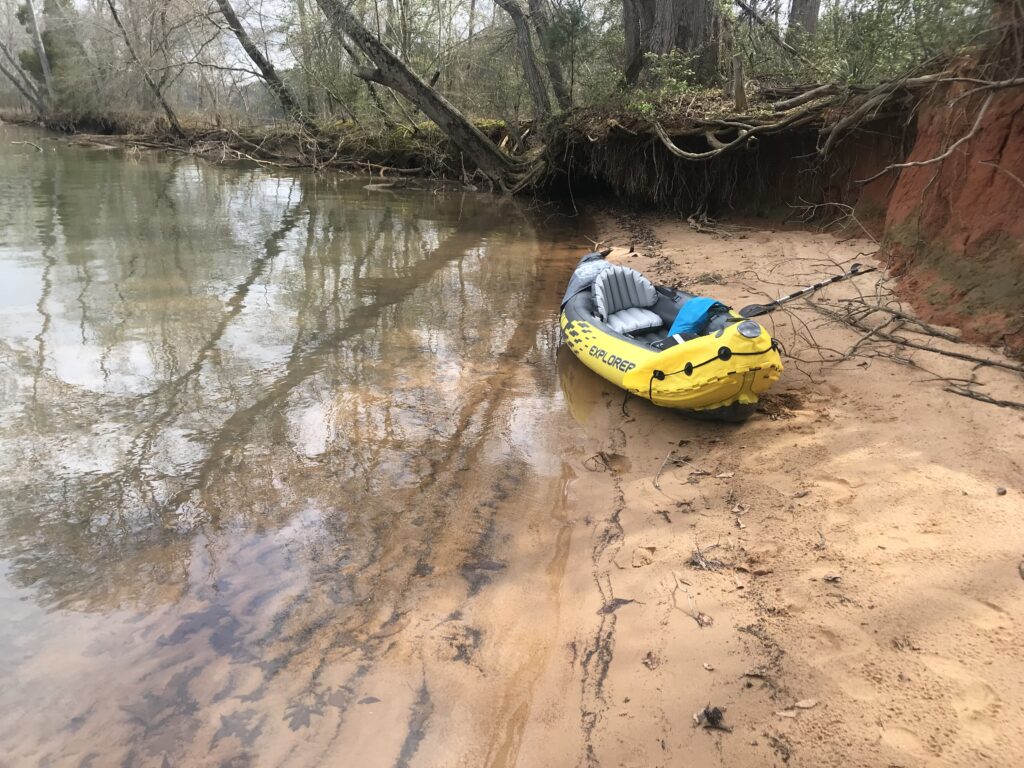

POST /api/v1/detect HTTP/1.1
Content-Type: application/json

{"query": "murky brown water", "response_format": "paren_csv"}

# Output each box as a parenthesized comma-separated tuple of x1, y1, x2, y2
(0, 122, 594, 767)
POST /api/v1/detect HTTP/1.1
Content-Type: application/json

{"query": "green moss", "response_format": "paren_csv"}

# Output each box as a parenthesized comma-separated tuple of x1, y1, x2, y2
(885, 217, 1023, 316)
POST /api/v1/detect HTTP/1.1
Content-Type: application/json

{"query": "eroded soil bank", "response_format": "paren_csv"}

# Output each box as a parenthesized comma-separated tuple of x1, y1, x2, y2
(884, 83, 1024, 355)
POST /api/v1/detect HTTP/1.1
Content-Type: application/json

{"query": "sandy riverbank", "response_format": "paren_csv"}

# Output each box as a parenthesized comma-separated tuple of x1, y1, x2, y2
(526, 214, 1024, 767)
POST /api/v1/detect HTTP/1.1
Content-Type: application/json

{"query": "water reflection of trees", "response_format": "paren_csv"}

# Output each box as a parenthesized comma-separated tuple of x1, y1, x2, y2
(0, 142, 564, 615)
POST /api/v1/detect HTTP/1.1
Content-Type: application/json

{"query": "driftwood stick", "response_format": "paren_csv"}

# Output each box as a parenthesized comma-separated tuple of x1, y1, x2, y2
(838, 300, 962, 342)
(944, 386, 1024, 410)
(653, 446, 676, 490)
(870, 329, 1022, 373)
(844, 318, 901, 359)
(814, 305, 1024, 374)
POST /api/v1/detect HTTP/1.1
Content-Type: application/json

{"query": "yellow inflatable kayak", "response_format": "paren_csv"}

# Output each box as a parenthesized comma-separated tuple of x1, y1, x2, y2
(560, 252, 783, 421)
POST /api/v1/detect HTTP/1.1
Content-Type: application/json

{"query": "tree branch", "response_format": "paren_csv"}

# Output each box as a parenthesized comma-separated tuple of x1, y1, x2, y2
(855, 92, 993, 183)
(104, 0, 185, 137)
(733, 0, 812, 66)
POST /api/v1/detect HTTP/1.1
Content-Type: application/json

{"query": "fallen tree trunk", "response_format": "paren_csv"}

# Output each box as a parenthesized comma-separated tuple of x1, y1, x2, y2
(314, 0, 522, 183)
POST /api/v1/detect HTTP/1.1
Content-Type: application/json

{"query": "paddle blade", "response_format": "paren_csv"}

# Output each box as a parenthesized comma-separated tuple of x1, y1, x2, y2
(738, 303, 770, 318)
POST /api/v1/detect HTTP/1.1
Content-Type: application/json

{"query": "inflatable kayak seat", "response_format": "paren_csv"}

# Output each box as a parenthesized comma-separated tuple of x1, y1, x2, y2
(606, 306, 663, 335)
(593, 266, 662, 335)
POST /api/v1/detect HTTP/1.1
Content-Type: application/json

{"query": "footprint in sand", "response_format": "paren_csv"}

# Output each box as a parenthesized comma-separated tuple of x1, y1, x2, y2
(918, 588, 1014, 633)
(881, 725, 930, 760)
(807, 618, 878, 702)
(970, 599, 1013, 632)
(919, 654, 1001, 743)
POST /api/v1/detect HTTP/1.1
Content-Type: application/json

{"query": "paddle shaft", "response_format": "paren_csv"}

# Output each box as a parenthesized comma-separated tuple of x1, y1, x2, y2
(739, 263, 876, 318)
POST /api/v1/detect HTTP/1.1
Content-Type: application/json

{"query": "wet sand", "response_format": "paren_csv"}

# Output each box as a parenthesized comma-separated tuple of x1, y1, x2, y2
(526, 215, 1023, 767)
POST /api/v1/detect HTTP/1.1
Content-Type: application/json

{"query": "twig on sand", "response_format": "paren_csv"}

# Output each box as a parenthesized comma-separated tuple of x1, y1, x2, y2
(944, 385, 1024, 411)
(689, 541, 725, 570)
(812, 304, 1024, 374)
(843, 318, 901, 359)
(653, 446, 676, 490)
(838, 299, 961, 342)
(670, 572, 714, 627)
(688, 212, 731, 237)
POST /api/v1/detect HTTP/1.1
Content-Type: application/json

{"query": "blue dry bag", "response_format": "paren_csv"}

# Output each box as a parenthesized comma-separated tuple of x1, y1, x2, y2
(667, 297, 725, 337)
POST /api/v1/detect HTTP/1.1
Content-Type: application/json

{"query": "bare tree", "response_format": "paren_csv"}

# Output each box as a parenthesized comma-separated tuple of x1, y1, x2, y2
(314, 0, 519, 181)
(215, 0, 314, 127)
(104, 0, 185, 136)
(493, 0, 551, 117)
(294, 0, 316, 112)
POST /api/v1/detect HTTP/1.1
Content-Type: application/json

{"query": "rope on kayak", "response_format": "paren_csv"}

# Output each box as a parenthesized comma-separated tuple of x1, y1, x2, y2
(647, 340, 779, 406)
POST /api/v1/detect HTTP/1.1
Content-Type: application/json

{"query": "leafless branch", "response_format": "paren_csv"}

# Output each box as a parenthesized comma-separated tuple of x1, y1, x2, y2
(856, 92, 993, 183)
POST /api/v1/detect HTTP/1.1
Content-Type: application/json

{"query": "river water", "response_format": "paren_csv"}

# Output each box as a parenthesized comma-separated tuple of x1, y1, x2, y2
(0, 122, 600, 766)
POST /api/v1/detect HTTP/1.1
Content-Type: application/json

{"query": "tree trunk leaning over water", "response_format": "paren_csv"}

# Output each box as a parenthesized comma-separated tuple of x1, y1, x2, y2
(215, 0, 314, 129)
(104, 0, 185, 138)
(494, 0, 552, 117)
(314, 0, 521, 182)
(335, 36, 399, 128)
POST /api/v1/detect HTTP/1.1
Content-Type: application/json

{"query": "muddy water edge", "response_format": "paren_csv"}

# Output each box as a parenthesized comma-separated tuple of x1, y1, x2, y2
(0, 122, 641, 766)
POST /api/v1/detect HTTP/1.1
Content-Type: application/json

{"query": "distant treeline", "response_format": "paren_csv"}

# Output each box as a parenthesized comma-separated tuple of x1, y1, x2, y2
(0, 0, 1005, 185)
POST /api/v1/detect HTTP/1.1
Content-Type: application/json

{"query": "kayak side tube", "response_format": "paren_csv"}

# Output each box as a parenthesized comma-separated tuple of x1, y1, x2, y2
(560, 310, 783, 411)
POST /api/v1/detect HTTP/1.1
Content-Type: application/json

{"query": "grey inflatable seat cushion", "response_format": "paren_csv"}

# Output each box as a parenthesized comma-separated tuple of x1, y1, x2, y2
(593, 265, 662, 335)
(606, 306, 663, 335)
